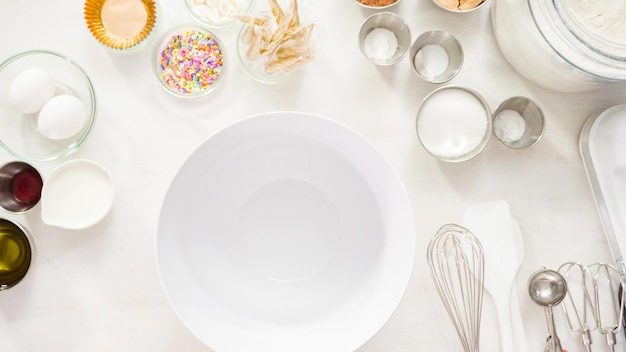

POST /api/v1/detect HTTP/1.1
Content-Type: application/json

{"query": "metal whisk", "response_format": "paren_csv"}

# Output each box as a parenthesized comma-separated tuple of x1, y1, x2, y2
(589, 263, 626, 352)
(558, 262, 597, 352)
(427, 224, 485, 352)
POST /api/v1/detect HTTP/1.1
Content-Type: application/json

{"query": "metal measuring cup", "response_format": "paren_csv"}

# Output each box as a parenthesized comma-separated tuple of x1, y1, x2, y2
(0, 161, 43, 213)
(529, 268, 568, 352)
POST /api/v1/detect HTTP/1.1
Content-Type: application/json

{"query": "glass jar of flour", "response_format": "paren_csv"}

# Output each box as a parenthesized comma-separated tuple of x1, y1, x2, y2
(492, 0, 626, 92)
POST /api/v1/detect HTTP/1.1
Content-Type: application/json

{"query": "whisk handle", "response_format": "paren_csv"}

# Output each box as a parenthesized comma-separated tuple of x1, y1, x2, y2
(605, 330, 616, 351)
(580, 330, 592, 352)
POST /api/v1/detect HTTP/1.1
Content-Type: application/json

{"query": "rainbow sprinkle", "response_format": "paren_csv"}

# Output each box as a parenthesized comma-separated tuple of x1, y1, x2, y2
(158, 28, 224, 95)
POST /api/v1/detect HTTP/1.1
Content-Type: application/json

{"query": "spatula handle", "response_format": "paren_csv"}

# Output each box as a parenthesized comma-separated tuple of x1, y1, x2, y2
(494, 288, 516, 352)
(510, 286, 529, 352)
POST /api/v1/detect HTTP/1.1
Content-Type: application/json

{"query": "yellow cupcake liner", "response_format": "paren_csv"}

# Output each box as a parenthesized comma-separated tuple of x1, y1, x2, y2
(84, 0, 158, 50)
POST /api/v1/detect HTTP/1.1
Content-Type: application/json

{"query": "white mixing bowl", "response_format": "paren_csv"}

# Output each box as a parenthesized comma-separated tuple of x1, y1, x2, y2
(157, 111, 415, 352)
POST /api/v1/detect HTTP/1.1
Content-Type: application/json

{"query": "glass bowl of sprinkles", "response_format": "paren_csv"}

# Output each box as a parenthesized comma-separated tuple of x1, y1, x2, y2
(153, 25, 226, 98)
(185, 0, 256, 28)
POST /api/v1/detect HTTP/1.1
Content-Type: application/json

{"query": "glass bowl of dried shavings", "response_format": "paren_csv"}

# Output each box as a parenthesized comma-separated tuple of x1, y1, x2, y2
(235, 0, 317, 84)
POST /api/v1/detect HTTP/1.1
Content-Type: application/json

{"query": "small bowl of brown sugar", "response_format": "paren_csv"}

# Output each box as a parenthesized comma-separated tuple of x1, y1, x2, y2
(353, 0, 400, 10)
(432, 0, 487, 12)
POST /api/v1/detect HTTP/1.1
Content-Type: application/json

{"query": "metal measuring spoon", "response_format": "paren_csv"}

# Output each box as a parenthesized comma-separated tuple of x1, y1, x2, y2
(529, 269, 568, 352)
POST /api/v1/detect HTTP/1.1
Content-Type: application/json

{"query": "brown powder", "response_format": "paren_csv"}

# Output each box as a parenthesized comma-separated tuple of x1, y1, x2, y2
(356, 0, 398, 7)
(435, 0, 485, 10)
(101, 0, 148, 38)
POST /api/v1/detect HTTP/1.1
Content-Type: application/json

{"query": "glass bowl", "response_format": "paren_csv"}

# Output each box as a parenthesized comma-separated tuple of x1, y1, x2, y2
(236, 3, 319, 85)
(185, 0, 256, 29)
(236, 23, 304, 84)
(153, 25, 227, 98)
(0, 50, 96, 162)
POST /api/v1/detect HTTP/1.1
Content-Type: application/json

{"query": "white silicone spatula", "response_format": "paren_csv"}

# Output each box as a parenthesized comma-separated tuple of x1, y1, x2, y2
(510, 217, 529, 352)
(462, 200, 527, 352)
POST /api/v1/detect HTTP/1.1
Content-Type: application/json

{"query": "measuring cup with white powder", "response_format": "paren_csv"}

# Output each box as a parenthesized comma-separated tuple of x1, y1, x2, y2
(416, 86, 492, 162)
(358, 12, 411, 66)
(410, 30, 463, 83)
(493, 96, 544, 149)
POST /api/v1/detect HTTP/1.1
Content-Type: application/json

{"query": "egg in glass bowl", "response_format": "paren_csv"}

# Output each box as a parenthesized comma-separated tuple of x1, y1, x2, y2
(236, 0, 321, 84)
(0, 50, 96, 162)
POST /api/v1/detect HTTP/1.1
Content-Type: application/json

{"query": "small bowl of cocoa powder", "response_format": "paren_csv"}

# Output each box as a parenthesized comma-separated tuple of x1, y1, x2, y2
(353, 0, 400, 10)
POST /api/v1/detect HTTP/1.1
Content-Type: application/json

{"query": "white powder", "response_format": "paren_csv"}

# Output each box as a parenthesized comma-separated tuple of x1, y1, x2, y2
(493, 0, 626, 92)
(568, 0, 626, 44)
(494, 109, 526, 143)
(417, 88, 488, 158)
(191, 0, 242, 25)
(363, 28, 398, 61)
(415, 44, 449, 78)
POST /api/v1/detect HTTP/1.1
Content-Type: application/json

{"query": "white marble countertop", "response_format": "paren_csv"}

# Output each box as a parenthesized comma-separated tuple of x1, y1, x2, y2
(1, 0, 625, 351)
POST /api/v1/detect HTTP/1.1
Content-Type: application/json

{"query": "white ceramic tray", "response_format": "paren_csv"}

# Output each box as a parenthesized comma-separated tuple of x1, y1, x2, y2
(580, 104, 626, 274)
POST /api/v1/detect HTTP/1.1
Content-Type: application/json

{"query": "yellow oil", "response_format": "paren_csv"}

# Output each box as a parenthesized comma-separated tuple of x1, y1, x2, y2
(0, 220, 31, 289)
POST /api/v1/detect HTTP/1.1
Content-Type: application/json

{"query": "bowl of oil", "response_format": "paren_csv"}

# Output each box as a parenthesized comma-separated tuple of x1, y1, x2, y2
(0, 219, 33, 291)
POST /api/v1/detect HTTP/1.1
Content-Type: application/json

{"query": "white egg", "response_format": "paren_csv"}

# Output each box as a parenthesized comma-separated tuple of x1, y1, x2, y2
(37, 95, 88, 140)
(8, 68, 56, 114)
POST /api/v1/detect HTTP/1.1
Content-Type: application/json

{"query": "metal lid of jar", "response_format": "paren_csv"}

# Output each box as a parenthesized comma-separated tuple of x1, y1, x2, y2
(529, 0, 626, 82)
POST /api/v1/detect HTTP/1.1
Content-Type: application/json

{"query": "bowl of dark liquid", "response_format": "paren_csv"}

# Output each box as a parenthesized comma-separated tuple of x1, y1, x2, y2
(0, 161, 43, 213)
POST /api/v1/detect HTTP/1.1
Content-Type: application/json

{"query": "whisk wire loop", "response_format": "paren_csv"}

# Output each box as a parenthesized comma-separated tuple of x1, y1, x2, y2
(558, 262, 597, 352)
(427, 224, 484, 352)
(588, 262, 625, 352)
